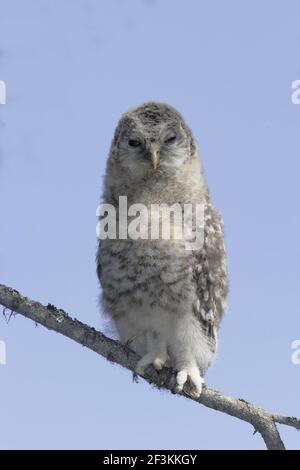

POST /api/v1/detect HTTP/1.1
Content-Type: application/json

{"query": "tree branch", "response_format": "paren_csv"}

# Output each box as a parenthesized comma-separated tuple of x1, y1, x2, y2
(0, 283, 299, 450)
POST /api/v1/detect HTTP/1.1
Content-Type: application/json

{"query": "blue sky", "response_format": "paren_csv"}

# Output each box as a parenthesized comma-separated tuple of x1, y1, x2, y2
(0, 0, 300, 450)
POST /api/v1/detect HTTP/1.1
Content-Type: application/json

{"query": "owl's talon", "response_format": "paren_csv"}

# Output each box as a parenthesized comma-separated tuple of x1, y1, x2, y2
(153, 358, 165, 370)
(132, 372, 139, 383)
(187, 385, 202, 399)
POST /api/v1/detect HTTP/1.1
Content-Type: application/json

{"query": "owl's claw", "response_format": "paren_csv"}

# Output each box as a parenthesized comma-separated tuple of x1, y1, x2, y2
(132, 371, 139, 383)
(153, 357, 166, 370)
(188, 386, 202, 399)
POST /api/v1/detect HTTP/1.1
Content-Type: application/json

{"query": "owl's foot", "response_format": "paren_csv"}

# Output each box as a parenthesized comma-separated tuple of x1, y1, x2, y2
(175, 367, 204, 398)
(153, 357, 167, 370)
(135, 354, 167, 376)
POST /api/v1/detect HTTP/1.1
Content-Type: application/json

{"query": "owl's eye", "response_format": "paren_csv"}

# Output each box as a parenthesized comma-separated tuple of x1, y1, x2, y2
(128, 139, 142, 148)
(164, 135, 176, 144)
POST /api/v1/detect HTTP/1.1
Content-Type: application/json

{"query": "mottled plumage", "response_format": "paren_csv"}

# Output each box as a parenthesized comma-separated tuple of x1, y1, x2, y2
(96, 102, 228, 397)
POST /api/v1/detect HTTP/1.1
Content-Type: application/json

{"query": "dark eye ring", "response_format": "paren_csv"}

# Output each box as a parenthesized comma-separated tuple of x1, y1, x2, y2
(128, 139, 141, 148)
(164, 135, 176, 144)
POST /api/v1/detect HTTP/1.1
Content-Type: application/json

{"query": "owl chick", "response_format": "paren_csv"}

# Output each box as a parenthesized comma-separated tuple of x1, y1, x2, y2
(96, 102, 228, 397)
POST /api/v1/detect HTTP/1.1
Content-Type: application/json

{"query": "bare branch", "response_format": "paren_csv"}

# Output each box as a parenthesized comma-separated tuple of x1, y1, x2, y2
(0, 283, 299, 450)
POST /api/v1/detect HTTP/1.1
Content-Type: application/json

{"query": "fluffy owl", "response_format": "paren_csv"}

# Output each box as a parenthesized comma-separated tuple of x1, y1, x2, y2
(96, 102, 228, 397)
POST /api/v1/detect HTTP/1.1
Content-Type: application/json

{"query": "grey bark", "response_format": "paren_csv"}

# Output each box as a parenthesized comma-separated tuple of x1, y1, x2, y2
(1, 283, 299, 450)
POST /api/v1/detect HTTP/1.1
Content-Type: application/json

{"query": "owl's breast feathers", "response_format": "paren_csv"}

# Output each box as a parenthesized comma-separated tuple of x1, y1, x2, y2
(97, 201, 227, 340)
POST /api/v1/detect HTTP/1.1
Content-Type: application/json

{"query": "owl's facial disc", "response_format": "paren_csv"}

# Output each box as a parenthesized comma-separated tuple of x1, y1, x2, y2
(116, 117, 191, 177)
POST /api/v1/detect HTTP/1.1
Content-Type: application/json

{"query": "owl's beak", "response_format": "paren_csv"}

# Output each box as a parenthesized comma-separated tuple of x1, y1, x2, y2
(150, 144, 159, 170)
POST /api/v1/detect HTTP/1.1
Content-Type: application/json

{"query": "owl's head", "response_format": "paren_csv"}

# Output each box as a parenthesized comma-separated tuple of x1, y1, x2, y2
(109, 102, 197, 178)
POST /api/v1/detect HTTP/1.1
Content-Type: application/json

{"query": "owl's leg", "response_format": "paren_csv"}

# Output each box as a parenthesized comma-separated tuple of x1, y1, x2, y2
(153, 344, 168, 371)
(135, 331, 168, 376)
(151, 334, 168, 370)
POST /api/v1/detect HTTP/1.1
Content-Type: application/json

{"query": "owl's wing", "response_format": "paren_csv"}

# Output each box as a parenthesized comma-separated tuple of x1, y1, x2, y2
(193, 203, 228, 343)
